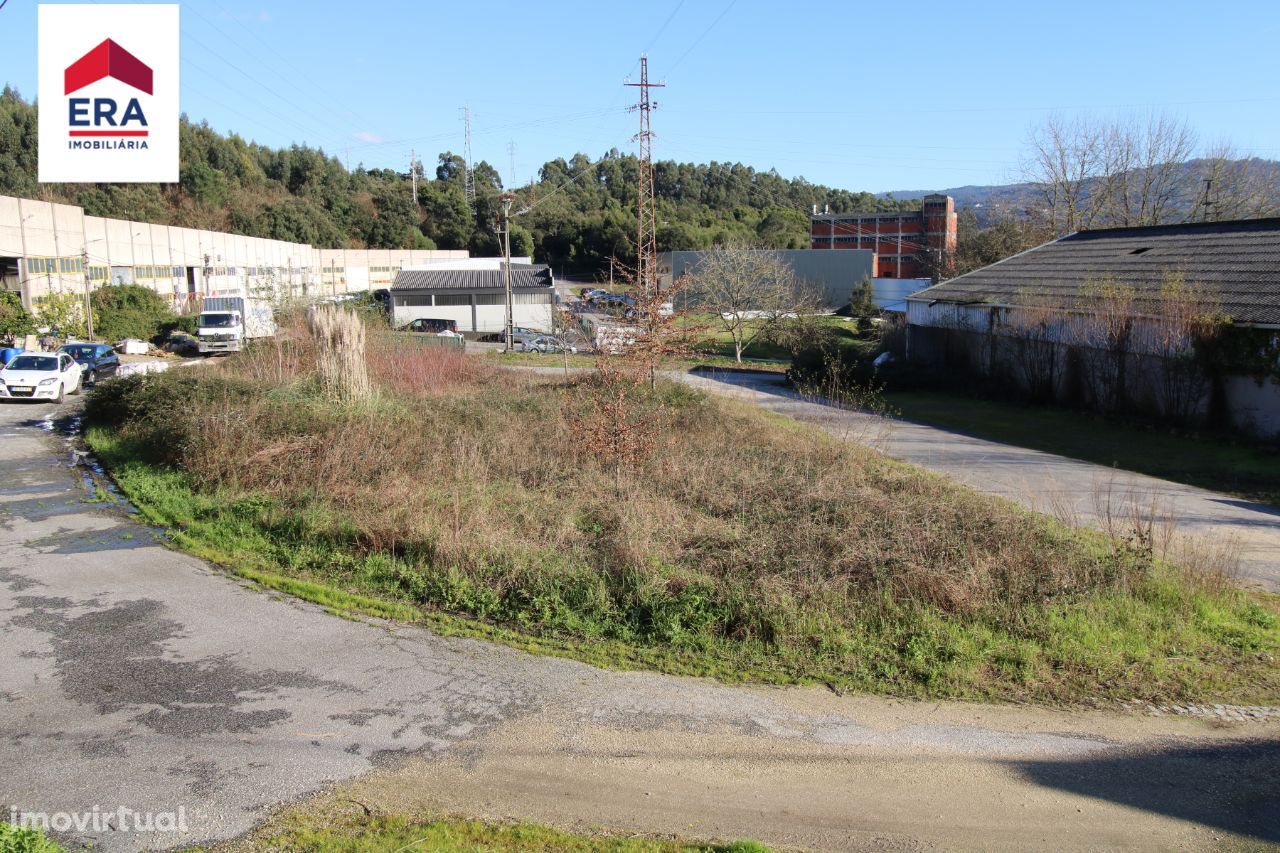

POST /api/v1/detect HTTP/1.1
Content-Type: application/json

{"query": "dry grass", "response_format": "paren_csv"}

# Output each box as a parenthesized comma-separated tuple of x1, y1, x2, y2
(83, 335, 1280, 702)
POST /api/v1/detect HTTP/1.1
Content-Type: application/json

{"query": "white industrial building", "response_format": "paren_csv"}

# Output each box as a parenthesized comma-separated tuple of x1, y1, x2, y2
(0, 194, 468, 312)
(389, 258, 555, 333)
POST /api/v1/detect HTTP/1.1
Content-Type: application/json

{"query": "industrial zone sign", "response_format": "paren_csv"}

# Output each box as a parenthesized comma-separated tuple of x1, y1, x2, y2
(38, 4, 179, 183)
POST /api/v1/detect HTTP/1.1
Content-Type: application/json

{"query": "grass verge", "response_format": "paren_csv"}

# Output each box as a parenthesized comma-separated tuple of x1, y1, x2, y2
(886, 390, 1280, 507)
(0, 822, 65, 853)
(234, 809, 769, 852)
(81, 352, 1280, 707)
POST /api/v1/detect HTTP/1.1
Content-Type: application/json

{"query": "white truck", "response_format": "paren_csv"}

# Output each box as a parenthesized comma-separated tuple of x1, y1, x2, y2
(197, 296, 276, 354)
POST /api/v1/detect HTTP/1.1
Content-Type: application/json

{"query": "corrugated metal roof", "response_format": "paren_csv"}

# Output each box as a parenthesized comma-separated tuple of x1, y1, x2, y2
(911, 218, 1280, 325)
(390, 264, 553, 292)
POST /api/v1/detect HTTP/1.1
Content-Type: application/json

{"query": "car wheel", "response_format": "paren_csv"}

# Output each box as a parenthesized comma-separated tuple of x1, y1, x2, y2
(86, 369, 97, 386)
(71, 376, 82, 395)
(55, 383, 65, 405)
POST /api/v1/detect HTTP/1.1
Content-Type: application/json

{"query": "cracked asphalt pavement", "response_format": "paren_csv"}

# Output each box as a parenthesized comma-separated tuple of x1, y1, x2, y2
(1, 399, 1277, 851)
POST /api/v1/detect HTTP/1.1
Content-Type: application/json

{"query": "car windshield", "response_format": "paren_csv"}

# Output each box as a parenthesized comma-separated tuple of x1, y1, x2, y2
(61, 346, 96, 360)
(7, 355, 57, 372)
(198, 313, 236, 328)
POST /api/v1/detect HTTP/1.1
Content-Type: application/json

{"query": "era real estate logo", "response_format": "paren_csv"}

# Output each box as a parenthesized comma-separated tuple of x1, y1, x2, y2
(38, 4, 179, 183)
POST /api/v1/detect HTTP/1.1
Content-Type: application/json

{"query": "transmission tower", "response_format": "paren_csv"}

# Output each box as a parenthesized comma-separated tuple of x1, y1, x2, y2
(462, 104, 476, 212)
(625, 54, 665, 294)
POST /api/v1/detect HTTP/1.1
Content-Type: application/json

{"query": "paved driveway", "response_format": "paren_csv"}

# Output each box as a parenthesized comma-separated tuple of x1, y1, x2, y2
(1, 399, 1277, 851)
(680, 370, 1280, 592)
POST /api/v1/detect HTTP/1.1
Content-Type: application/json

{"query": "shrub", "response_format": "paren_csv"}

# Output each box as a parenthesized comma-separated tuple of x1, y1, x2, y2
(157, 314, 197, 338)
(0, 822, 64, 853)
(0, 290, 36, 340)
(84, 370, 258, 464)
(90, 283, 174, 343)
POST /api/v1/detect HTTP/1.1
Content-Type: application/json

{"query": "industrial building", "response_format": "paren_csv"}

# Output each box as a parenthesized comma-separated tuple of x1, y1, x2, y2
(389, 258, 555, 333)
(906, 218, 1280, 437)
(809, 193, 958, 279)
(0, 194, 467, 312)
(660, 248, 930, 311)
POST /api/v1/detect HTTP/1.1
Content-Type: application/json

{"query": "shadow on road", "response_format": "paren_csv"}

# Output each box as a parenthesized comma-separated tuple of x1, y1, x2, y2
(1010, 739, 1280, 842)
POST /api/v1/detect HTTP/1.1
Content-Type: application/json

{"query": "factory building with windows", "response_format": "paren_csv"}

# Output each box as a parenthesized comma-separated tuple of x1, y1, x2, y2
(0, 194, 467, 312)
(809, 193, 958, 279)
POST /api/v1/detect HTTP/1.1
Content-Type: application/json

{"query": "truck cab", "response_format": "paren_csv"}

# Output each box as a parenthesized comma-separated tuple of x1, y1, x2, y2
(197, 310, 243, 354)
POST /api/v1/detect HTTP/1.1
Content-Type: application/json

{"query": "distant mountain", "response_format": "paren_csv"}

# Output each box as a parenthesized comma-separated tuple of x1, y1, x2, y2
(883, 158, 1280, 227)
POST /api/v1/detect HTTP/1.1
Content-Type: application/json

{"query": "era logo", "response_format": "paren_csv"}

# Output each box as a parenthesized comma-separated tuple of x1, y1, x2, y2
(64, 39, 152, 137)
(39, 4, 179, 183)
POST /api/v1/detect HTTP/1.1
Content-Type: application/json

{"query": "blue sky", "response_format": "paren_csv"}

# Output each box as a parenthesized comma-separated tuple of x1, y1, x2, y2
(4, 0, 1279, 193)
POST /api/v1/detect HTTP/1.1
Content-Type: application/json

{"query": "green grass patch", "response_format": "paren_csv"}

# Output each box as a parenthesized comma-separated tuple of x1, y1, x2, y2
(886, 390, 1280, 506)
(250, 810, 769, 852)
(688, 313, 867, 362)
(482, 350, 790, 373)
(0, 823, 65, 853)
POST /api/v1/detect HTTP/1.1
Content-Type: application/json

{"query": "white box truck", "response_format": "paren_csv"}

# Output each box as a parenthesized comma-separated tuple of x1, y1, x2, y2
(197, 297, 276, 354)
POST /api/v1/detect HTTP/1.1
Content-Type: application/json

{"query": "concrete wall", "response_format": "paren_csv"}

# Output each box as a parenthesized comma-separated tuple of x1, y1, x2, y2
(1226, 375, 1280, 437)
(0, 193, 467, 314)
(906, 301, 1280, 440)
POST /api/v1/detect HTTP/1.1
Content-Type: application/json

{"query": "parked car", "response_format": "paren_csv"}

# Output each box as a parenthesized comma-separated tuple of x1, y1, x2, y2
(0, 352, 83, 403)
(402, 318, 459, 334)
(59, 342, 120, 385)
(514, 335, 576, 354)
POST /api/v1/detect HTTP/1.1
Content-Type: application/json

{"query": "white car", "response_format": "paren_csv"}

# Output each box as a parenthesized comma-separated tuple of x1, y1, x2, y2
(0, 351, 84, 403)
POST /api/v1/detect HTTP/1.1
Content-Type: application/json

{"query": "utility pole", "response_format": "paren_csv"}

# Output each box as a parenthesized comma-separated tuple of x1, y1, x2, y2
(81, 247, 94, 340)
(462, 104, 476, 213)
(1201, 178, 1215, 222)
(410, 149, 418, 205)
(499, 192, 515, 351)
(625, 54, 665, 296)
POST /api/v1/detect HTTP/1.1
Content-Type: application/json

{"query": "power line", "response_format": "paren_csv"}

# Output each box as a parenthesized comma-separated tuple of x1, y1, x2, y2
(666, 0, 738, 74)
(643, 0, 687, 54)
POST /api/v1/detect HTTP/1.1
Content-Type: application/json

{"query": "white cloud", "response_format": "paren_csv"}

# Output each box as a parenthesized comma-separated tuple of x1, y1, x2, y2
(353, 131, 386, 144)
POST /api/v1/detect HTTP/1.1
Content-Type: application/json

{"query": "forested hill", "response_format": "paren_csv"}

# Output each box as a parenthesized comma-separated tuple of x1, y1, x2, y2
(0, 87, 913, 272)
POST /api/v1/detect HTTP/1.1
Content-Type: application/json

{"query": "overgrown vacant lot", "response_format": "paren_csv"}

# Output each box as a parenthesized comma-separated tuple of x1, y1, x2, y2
(83, 335, 1280, 705)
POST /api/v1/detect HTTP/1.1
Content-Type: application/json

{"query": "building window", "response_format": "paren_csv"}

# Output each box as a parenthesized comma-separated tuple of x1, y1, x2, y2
(434, 293, 471, 306)
(395, 295, 432, 307)
(474, 293, 505, 305)
(512, 291, 550, 305)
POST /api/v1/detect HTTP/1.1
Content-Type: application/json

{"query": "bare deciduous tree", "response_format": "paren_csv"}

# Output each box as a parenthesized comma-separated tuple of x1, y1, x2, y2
(1025, 112, 1197, 234)
(1070, 276, 1136, 413)
(1100, 113, 1197, 227)
(1025, 115, 1110, 234)
(1198, 142, 1280, 221)
(1002, 289, 1061, 402)
(685, 243, 821, 363)
(1149, 272, 1226, 423)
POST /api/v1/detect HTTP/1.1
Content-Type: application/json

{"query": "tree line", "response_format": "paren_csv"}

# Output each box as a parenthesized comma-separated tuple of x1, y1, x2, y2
(0, 86, 912, 274)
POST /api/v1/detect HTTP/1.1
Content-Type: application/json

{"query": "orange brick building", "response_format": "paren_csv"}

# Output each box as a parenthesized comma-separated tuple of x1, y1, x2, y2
(810, 193, 957, 278)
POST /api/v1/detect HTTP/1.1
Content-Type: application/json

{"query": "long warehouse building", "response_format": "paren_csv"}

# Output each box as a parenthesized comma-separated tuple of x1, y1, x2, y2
(0, 194, 467, 312)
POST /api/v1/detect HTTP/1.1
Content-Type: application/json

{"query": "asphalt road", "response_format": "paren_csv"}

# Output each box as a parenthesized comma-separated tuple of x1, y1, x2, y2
(1, 398, 1278, 851)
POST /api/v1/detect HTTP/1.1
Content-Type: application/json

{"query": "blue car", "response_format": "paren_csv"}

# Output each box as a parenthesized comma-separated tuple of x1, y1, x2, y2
(59, 343, 120, 385)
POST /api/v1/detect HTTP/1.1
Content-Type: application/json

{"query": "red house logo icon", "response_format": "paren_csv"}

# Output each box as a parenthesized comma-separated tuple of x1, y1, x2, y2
(65, 39, 153, 95)
(63, 39, 153, 139)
